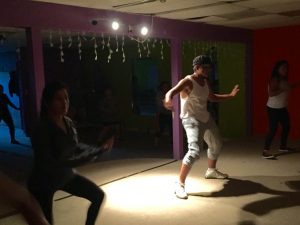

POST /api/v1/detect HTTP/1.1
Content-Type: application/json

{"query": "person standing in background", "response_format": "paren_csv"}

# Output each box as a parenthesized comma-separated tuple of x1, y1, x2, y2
(155, 81, 172, 146)
(8, 70, 20, 97)
(263, 60, 300, 159)
(99, 87, 122, 141)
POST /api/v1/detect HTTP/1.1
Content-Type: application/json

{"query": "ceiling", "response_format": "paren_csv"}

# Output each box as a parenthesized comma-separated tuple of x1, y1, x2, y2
(31, 0, 300, 30)
(1, 0, 300, 51)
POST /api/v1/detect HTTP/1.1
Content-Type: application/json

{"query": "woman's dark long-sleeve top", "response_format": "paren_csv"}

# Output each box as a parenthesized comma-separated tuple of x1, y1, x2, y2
(29, 116, 102, 189)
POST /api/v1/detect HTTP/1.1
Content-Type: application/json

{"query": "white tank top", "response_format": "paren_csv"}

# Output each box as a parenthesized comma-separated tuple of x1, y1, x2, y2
(266, 80, 289, 109)
(180, 75, 210, 123)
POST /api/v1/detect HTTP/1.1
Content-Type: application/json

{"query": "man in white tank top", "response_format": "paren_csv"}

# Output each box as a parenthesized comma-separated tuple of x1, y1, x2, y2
(164, 55, 240, 199)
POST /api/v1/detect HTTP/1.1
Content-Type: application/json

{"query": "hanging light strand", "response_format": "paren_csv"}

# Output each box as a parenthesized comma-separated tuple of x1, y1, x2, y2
(59, 35, 64, 63)
(160, 39, 164, 60)
(146, 39, 150, 57)
(101, 33, 105, 50)
(122, 35, 126, 63)
(137, 39, 142, 58)
(152, 38, 157, 48)
(142, 40, 147, 51)
(94, 36, 98, 61)
(49, 32, 54, 47)
(68, 35, 72, 48)
(165, 39, 171, 47)
(78, 34, 82, 61)
(107, 35, 113, 63)
(115, 35, 119, 52)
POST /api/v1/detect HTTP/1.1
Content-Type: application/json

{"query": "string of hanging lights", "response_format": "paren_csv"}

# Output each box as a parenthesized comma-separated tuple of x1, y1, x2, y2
(46, 29, 169, 63)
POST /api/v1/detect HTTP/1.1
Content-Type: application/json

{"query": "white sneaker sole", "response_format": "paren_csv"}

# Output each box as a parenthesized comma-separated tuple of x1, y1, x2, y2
(174, 192, 188, 199)
(205, 175, 229, 179)
(262, 155, 276, 159)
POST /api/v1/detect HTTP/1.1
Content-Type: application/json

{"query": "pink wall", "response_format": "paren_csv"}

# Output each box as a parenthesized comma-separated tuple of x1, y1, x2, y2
(253, 25, 300, 139)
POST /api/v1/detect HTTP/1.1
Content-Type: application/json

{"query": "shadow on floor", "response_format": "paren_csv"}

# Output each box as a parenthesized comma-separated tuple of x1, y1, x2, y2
(189, 176, 300, 217)
(275, 148, 300, 158)
(11, 143, 31, 148)
(237, 221, 257, 225)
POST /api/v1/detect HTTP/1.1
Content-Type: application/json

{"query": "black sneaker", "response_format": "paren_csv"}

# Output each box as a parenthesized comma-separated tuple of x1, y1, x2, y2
(262, 151, 276, 159)
(279, 147, 295, 152)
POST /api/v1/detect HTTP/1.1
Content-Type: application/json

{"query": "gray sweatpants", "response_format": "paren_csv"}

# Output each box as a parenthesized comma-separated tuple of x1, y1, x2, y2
(182, 117, 222, 167)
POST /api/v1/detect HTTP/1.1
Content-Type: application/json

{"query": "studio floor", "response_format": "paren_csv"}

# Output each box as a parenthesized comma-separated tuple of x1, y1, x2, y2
(0, 126, 300, 225)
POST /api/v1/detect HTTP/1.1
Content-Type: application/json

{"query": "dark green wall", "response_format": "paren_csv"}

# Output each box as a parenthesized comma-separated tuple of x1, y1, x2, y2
(97, 39, 171, 131)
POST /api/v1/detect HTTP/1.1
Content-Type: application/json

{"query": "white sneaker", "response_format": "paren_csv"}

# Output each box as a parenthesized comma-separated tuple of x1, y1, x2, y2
(205, 169, 229, 179)
(174, 182, 188, 199)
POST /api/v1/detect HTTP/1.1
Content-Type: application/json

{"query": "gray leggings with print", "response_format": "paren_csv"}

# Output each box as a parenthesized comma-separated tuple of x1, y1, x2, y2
(182, 117, 222, 167)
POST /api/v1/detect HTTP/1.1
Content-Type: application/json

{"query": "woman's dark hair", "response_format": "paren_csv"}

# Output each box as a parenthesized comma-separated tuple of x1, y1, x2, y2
(40, 80, 68, 118)
(271, 60, 289, 80)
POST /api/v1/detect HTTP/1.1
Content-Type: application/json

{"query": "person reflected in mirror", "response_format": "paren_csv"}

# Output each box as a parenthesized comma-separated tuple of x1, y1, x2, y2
(0, 83, 20, 144)
(263, 60, 300, 159)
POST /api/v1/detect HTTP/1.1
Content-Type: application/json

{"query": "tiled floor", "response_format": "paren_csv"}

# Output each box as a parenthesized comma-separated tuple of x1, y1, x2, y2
(1, 125, 300, 225)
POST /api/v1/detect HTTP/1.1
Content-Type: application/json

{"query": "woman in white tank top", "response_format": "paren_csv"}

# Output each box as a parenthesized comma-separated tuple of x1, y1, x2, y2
(263, 60, 300, 159)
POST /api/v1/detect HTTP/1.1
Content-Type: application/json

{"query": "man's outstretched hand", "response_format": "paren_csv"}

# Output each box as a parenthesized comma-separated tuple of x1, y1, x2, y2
(230, 85, 240, 97)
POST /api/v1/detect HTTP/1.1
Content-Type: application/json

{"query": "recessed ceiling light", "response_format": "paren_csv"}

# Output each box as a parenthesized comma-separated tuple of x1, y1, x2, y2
(112, 21, 120, 30)
(141, 26, 149, 36)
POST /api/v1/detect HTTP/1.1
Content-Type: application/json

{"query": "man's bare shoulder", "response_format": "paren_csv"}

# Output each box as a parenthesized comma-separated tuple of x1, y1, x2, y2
(179, 75, 193, 84)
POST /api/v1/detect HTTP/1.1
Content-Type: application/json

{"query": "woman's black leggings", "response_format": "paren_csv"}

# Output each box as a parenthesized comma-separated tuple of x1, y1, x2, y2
(264, 107, 290, 150)
(30, 174, 104, 225)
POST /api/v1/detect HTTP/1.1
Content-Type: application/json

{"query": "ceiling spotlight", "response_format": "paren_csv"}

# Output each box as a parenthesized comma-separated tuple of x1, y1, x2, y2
(112, 21, 120, 30)
(141, 26, 148, 36)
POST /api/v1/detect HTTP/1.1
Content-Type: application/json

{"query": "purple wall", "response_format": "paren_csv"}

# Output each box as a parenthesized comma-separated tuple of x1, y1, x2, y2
(0, 1, 251, 40)
(0, 0, 252, 159)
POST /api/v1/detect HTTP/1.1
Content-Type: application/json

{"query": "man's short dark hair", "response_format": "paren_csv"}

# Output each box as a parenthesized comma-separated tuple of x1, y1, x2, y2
(192, 55, 212, 67)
